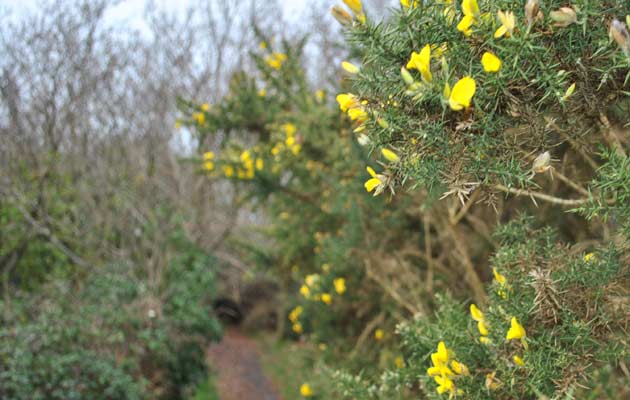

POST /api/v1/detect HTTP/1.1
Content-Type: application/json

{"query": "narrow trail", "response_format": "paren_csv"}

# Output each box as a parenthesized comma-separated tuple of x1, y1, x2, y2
(207, 328, 282, 400)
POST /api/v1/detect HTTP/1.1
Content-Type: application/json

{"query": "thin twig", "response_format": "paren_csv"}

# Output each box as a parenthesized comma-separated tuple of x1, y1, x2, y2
(494, 184, 589, 206)
(423, 214, 434, 295)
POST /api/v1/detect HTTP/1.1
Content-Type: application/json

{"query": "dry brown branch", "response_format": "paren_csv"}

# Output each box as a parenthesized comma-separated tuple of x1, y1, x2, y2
(349, 311, 385, 359)
(445, 223, 487, 304)
(424, 214, 434, 295)
(494, 184, 589, 206)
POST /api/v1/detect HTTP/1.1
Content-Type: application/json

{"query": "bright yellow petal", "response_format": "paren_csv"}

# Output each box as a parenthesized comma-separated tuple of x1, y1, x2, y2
(493, 267, 506, 285)
(449, 76, 476, 111)
(457, 15, 475, 35)
(436, 341, 449, 362)
(342, 61, 360, 74)
(462, 0, 479, 17)
(470, 304, 484, 322)
(364, 178, 382, 192)
(494, 25, 508, 38)
(506, 317, 527, 340)
(406, 51, 420, 71)
(381, 148, 400, 162)
(481, 52, 502, 72)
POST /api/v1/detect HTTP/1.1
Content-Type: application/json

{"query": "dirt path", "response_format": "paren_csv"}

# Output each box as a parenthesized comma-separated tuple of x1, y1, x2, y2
(207, 328, 282, 400)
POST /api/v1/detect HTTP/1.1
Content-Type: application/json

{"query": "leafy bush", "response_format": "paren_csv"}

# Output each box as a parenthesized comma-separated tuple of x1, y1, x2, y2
(0, 230, 221, 400)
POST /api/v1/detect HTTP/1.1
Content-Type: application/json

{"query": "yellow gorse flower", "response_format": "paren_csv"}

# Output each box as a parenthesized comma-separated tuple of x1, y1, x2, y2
(342, 61, 360, 74)
(305, 273, 320, 287)
(493, 267, 506, 285)
(348, 107, 367, 122)
(292, 322, 303, 334)
(334, 277, 346, 294)
(448, 76, 476, 111)
(506, 317, 528, 349)
(342, 0, 366, 24)
(321, 293, 332, 305)
(265, 52, 287, 69)
(481, 52, 502, 73)
(513, 355, 525, 366)
(427, 341, 469, 396)
(506, 317, 526, 340)
(435, 375, 454, 395)
(451, 360, 469, 376)
(364, 166, 383, 193)
(584, 252, 595, 262)
(299, 383, 313, 397)
(381, 148, 400, 162)
(300, 284, 310, 298)
(222, 165, 234, 178)
(470, 303, 490, 338)
(406, 45, 432, 82)
(494, 10, 516, 38)
(457, 0, 479, 36)
(289, 306, 303, 323)
(469, 304, 484, 322)
(192, 111, 205, 125)
(374, 328, 385, 341)
(400, 0, 419, 9)
(336, 93, 359, 112)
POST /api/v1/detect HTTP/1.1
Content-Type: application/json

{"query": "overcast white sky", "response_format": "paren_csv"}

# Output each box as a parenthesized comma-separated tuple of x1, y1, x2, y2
(2, 0, 306, 31)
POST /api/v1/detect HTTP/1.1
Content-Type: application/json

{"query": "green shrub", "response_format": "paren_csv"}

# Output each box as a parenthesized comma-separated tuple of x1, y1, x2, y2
(0, 231, 221, 400)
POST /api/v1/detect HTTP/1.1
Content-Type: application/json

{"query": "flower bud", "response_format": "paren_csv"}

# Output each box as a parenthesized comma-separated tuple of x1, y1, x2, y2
(400, 67, 414, 85)
(561, 83, 576, 102)
(342, 61, 360, 74)
(357, 134, 371, 146)
(532, 151, 551, 174)
(331, 5, 353, 27)
(377, 118, 389, 129)
(550, 7, 577, 27)
(524, 0, 539, 26)
(610, 19, 630, 55)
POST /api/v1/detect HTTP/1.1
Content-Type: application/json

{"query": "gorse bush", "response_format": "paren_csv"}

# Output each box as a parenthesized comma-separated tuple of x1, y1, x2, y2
(182, 0, 629, 398)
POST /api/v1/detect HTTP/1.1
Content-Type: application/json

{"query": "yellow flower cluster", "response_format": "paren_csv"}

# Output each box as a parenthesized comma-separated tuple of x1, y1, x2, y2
(493, 267, 508, 299)
(336, 93, 367, 124)
(470, 303, 491, 344)
(202, 151, 214, 171)
(364, 149, 399, 196)
(234, 150, 263, 180)
(271, 123, 301, 156)
(427, 341, 468, 396)
(289, 305, 304, 334)
(299, 273, 345, 304)
(265, 52, 287, 70)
